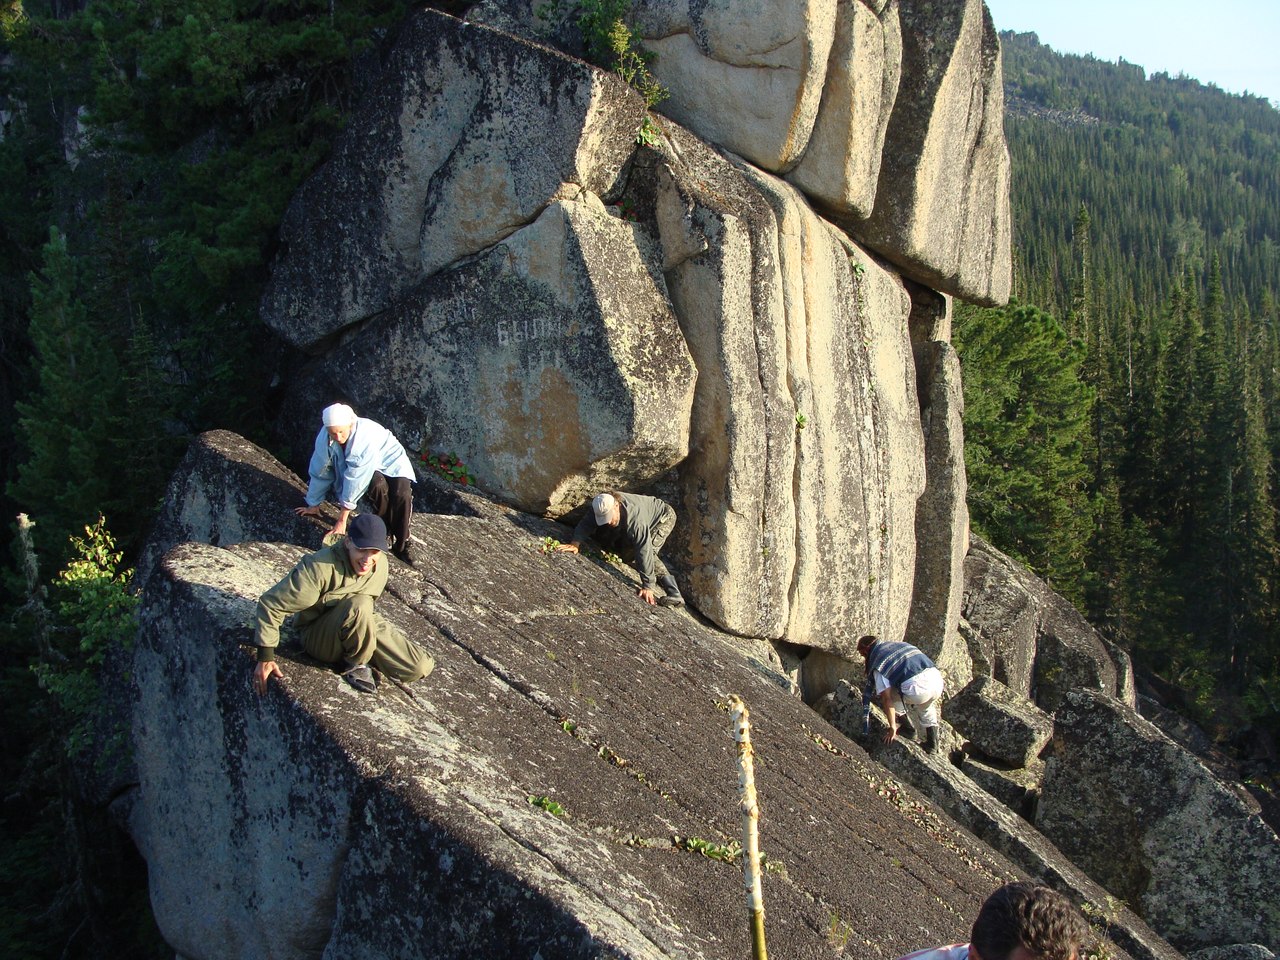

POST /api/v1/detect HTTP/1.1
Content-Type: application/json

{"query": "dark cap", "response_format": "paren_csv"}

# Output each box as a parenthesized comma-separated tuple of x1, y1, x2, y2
(347, 513, 388, 551)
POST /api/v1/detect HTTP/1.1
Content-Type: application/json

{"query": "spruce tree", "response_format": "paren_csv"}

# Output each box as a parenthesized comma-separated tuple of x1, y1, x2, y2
(8, 228, 123, 559)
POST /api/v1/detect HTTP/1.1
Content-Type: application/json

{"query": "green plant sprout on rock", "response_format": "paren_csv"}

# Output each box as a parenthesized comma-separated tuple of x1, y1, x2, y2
(527, 795, 567, 817)
(1080, 896, 1124, 960)
(827, 910, 855, 951)
(674, 836, 742, 862)
(543, 0, 669, 144)
(419, 447, 476, 486)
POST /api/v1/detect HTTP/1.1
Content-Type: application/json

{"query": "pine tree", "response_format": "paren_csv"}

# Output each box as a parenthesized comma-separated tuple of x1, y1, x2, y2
(954, 301, 1097, 601)
(8, 229, 124, 559)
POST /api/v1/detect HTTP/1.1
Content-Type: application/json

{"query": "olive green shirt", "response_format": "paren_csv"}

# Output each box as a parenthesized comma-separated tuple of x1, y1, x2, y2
(253, 543, 387, 661)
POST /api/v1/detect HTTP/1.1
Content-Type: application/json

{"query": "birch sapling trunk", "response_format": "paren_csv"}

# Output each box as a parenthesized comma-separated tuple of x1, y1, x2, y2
(729, 695, 768, 960)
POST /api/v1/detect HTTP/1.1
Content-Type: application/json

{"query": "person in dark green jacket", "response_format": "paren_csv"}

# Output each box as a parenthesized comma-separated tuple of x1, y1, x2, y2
(252, 514, 434, 694)
(556, 492, 684, 607)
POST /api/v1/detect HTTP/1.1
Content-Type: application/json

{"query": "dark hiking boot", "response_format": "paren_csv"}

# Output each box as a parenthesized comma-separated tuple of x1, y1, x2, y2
(393, 539, 416, 567)
(897, 717, 917, 740)
(656, 574, 684, 608)
(341, 661, 377, 694)
(924, 725, 939, 754)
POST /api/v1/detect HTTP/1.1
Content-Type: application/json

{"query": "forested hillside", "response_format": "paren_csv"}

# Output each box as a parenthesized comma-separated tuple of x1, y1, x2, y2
(957, 32, 1280, 747)
(2, 7, 1279, 956)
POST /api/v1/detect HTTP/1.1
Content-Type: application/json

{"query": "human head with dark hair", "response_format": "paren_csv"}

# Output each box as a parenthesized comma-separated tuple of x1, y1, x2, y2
(970, 883, 1089, 960)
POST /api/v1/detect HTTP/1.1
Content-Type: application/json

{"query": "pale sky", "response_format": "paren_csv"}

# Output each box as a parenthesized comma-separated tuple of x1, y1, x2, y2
(983, 0, 1280, 107)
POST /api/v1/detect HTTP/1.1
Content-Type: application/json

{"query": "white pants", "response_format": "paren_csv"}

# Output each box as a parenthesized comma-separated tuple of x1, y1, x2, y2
(889, 666, 944, 729)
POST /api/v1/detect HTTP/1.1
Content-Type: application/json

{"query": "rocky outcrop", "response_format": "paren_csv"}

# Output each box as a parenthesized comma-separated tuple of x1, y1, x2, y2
(958, 754, 1042, 817)
(786, 0, 902, 218)
(823, 682, 1181, 960)
(284, 195, 698, 517)
(633, 0, 838, 172)
(648, 126, 925, 647)
(963, 536, 1125, 711)
(263, 8, 941, 652)
(136, 429, 317, 588)
(129, 432, 1042, 960)
(259, 11, 645, 347)
(1036, 691, 1280, 953)
(904, 339, 970, 683)
(468, 0, 1011, 304)
(947, 675, 1053, 768)
(850, 0, 1011, 304)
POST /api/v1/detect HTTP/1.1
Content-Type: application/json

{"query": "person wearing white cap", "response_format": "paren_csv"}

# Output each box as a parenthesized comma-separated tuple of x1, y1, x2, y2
(555, 492, 684, 607)
(295, 402, 418, 564)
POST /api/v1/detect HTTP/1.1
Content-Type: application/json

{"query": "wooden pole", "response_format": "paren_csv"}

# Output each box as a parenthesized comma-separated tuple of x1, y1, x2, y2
(729, 695, 768, 960)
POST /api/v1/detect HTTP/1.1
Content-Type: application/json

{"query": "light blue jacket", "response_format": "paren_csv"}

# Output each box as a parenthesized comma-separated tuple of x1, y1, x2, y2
(305, 417, 415, 510)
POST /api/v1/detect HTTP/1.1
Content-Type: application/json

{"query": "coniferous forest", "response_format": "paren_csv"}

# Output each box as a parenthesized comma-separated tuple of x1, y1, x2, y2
(956, 32, 1280, 749)
(0, 6, 1278, 956)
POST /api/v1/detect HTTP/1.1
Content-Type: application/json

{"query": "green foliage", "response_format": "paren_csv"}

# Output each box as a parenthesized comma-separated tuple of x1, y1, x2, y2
(527, 794, 567, 816)
(826, 909, 855, 951)
(1001, 31, 1280, 320)
(675, 835, 742, 863)
(560, 0, 668, 137)
(33, 515, 138, 756)
(9, 229, 122, 557)
(419, 449, 477, 486)
(954, 300, 1096, 601)
(1, 0, 415, 563)
(970, 33, 1280, 741)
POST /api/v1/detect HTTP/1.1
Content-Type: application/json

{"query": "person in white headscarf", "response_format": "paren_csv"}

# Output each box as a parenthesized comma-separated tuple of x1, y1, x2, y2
(296, 403, 418, 565)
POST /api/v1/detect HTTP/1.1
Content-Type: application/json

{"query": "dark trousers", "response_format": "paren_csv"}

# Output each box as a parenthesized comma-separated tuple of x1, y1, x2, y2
(365, 472, 413, 550)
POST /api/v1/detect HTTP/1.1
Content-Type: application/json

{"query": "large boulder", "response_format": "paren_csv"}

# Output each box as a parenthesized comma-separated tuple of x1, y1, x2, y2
(1037, 691, 1280, 953)
(632, 0, 838, 172)
(850, 0, 1011, 304)
(259, 9, 646, 347)
(283, 195, 698, 517)
(947, 675, 1053, 768)
(128, 432, 1043, 960)
(646, 126, 926, 646)
(822, 683, 1182, 960)
(136, 429, 318, 588)
(786, 0, 902, 218)
(963, 536, 1124, 712)
(903, 339, 970, 680)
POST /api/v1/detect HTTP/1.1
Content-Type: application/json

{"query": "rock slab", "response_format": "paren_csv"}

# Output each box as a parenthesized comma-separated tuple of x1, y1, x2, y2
(1037, 691, 1280, 953)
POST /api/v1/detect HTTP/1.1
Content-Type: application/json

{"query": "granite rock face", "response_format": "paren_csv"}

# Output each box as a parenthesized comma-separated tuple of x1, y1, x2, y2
(947, 675, 1053, 768)
(648, 126, 925, 646)
(904, 339, 970, 682)
(963, 535, 1124, 711)
(285, 196, 698, 517)
(850, 0, 1011, 304)
(129, 432, 1038, 960)
(467, 0, 1012, 303)
(264, 8, 944, 653)
(786, 0, 902, 218)
(632, 0, 838, 172)
(259, 10, 645, 347)
(1036, 691, 1280, 953)
(822, 682, 1182, 960)
(135, 429, 317, 588)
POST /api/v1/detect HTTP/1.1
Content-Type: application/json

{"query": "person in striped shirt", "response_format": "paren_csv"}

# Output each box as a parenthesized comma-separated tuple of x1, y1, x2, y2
(858, 633, 946, 753)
